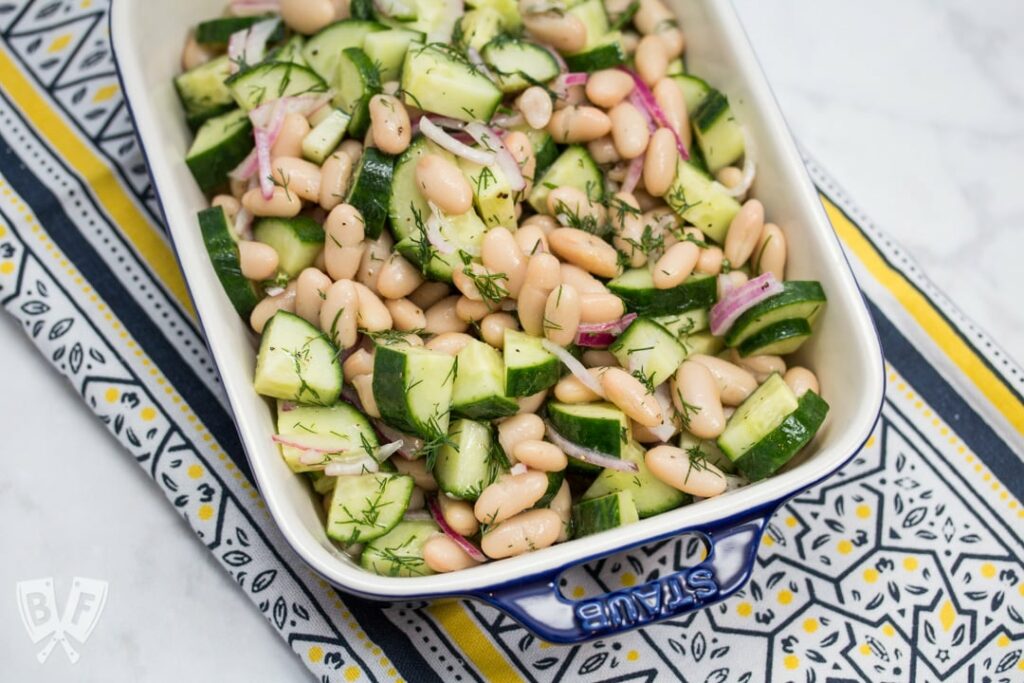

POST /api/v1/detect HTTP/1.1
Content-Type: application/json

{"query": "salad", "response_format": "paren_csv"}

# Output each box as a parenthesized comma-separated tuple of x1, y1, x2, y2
(177, 0, 829, 577)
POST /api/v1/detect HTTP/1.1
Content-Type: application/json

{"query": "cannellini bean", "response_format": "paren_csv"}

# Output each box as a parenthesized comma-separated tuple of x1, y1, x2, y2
(479, 312, 518, 349)
(673, 360, 726, 439)
(515, 224, 549, 255)
(579, 293, 626, 323)
(523, 212, 560, 234)
(250, 283, 296, 333)
(385, 297, 427, 331)
(600, 367, 663, 427)
(717, 270, 748, 299)
(516, 389, 549, 414)
(696, 245, 724, 275)
(609, 192, 647, 269)
(270, 113, 310, 159)
(784, 367, 820, 397)
(724, 199, 765, 268)
(352, 281, 393, 331)
(393, 456, 437, 492)
(271, 157, 322, 202)
(474, 470, 550, 525)
(521, 11, 587, 54)
(503, 131, 537, 196)
(408, 281, 451, 310)
(481, 509, 561, 559)
(352, 373, 380, 418)
(587, 136, 621, 165)
(517, 86, 554, 130)
(294, 267, 332, 325)
(644, 127, 680, 197)
(423, 535, 480, 573)
(716, 166, 744, 191)
(727, 349, 786, 384)
(455, 296, 493, 323)
(621, 30, 640, 55)
(609, 101, 650, 160)
(438, 496, 480, 537)
(585, 69, 635, 109)
(482, 227, 528, 298)
(338, 139, 363, 165)
(550, 480, 572, 541)
(548, 228, 622, 278)
(342, 348, 374, 382)
(423, 295, 468, 334)
(755, 223, 787, 281)
(543, 284, 581, 347)
(280, 0, 336, 34)
(653, 241, 700, 289)
(554, 368, 606, 403)
(497, 413, 545, 462)
(369, 94, 411, 155)
(516, 252, 561, 335)
(689, 354, 758, 406)
(653, 78, 690, 148)
(424, 331, 474, 356)
(376, 253, 423, 299)
(320, 279, 359, 348)
(237, 240, 279, 281)
(560, 263, 607, 294)
(547, 187, 606, 229)
(635, 35, 669, 86)
(319, 152, 353, 210)
(324, 203, 365, 280)
(416, 154, 473, 215)
(356, 230, 394, 295)
(547, 106, 612, 144)
(513, 440, 568, 472)
(646, 445, 728, 497)
(658, 27, 685, 58)
(241, 187, 301, 218)
(181, 33, 215, 70)
(582, 349, 619, 367)
(212, 194, 241, 221)
(453, 262, 501, 302)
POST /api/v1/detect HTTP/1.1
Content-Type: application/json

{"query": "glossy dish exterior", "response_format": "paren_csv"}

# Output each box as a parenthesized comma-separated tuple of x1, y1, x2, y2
(110, 0, 885, 642)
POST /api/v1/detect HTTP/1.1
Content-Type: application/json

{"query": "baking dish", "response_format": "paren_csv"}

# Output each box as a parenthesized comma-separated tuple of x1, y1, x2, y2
(110, 0, 884, 643)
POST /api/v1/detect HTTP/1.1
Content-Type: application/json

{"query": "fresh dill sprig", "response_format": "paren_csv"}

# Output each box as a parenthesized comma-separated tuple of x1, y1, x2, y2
(458, 252, 509, 306)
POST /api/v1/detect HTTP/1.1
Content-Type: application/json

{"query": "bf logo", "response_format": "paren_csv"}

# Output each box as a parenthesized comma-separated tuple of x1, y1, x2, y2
(16, 577, 109, 663)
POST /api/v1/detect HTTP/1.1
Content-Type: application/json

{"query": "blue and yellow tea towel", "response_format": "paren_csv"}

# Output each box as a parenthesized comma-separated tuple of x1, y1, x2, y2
(0, 1, 1021, 680)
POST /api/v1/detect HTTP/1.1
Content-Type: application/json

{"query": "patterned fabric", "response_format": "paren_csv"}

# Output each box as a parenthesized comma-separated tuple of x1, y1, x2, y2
(1, 1, 1022, 681)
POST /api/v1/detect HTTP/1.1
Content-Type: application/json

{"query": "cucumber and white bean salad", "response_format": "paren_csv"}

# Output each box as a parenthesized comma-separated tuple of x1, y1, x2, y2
(178, 0, 830, 577)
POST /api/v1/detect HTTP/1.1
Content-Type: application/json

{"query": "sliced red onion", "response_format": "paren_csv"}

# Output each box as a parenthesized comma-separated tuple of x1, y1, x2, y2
(420, 117, 495, 165)
(243, 17, 280, 67)
(376, 440, 406, 460)
(264, 286, 285, 297)
(233, 206, 254, 240)
(627, 91, 657, 133)
(647, 384, 678, 442)
(552, 72, 587, 100)
(426, 202, 456, 255)
(490, 111, 524, 128)
(280, 400, 297, 412)
(574, 313, 636, 347)
(273, 433, 354, 454)
(466, 46, 499, 84)
(229, 148, 259, 181)
(545, 422, 639, 472)
(561, 72, 588, 87)
(541, 339, 604, 396)
(253, 125, 275, 199)
(621, 153, 644, 195)
(465, 122, 525, 191)
(722, 127, 756, 197)
(621, 68, 689, 160)
(227, 30, 247, 74)
(709, 272, 783, 336)
(229, 0, 280, 16)
(509, 462, 528, 476)
(373, 420, 424, 460)
(428, 497, 488, 562)
(425, 115, 467, 130)
(325, 458, 380, 476)
(537, 42, 568, 73)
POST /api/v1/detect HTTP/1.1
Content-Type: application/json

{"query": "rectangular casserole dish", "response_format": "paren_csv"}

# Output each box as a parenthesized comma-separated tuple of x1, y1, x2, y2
(111, 0, 885, 643)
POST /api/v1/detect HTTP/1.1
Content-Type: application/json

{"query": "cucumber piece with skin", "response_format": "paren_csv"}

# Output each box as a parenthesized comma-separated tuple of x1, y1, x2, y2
(731, 389, 829, 481)
(653, 309, 709, 337)
(275, 400, 378, 472)
(510, 124, 558, 177)
(536, 470, 566, 508)
(394, 208, 489, 282)
(361, 519, 439, 576)
(682, 331, 725, 358)
(346, 147, 395, 239)
(459, 157, 517, 229)
(609, 317, 687, 388)
(194, 15, 285, 46)
(528, 145, 604, 213)
(572, 491, 639, 538)
(665, 160, 741, 243)
(672, 73, 712, 114)
(692, 89, 745, 173)
(465, 0, 521, 29)
(363, 29, 423, 81)
(226, 62, 329, 111)
(456, 9, 505, 53)
(503, 329, 560, 397)
(327, 473, 414, 543)
(547, 401, 630, 472)
(717, 374, 798, 461)
(197, 206, 259, 317)
(301, 109, 351, 164)
(308, 471, 337, 495)
(725, 281, 827, 347)
(433, 418, 505, 500)
(372, 343, 457, 438)
(185, 108, 254, 192)
(678, 429, 735, 475)
(301, 20, 387, 80)
(738, 318, 813, 357)
(400, 44, 503, 123)
(564, 34, 626, 72)
(481, 37, 561, 94)
(452, 340, 519, 419)
(608, 268, 717, 316)
(582, 441, 690, 517)
(267, 35, 307, 65)
(254, 311, 342, 404)
(335, 47, 381, 138)
(174, 55, 236, 130)
(388, 136, 456, 241)
(252, 216, 325, 277)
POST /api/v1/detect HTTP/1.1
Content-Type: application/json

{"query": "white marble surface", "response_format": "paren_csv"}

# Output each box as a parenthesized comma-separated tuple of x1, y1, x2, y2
(1, 1, 1022, 681)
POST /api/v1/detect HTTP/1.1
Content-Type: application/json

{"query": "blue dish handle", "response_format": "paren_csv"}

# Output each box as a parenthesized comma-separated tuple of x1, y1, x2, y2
(473, 511, 771, 643)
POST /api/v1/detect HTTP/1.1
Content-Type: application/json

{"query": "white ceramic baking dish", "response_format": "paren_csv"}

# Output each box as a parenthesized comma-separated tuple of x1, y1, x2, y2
(111, 0, 884, 642)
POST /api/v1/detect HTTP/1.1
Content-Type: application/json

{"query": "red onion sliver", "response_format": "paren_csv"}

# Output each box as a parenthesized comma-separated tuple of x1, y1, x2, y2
(466, 46, 499, 84)
(229, 148, 259, 181)
(621, 153, 644, 195)
(229, 0, 280, 15)
(254, 126, 274, 199)
(243, 17, 280, 67)
(709, 272, 783, 336)
(426, 202, 456, 255)
(541, 339, 604, 396)
(490, 111, 524, 128)
(574, 331, 617, 348)
(420, 117, 495, 166)
(325, 458, 380, 476)
(647, 384, 678, 442)
(465, 122, 526, 191)
(545, 423, 639, 472)
(722, 127, 756, 197)
(233, 206, 254, 240)
(621, 68, 690, 160)
(537, 42, 568, 73)
(272, 433, 355, 453)
(574, 312, 636, 347)
(509, 462, 528, 476)
(373, 420, 423, 460)
(227, 30, 247, 74)
(427, 497, 488, 562)
(562, 72, 588, 86)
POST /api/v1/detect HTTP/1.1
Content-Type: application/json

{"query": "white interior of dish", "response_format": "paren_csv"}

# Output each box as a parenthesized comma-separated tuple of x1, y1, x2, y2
(111, 0, 885, 599)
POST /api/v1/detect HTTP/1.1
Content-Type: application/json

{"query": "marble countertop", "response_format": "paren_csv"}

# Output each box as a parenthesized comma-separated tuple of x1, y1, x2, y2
(1, 1, 1021, 680)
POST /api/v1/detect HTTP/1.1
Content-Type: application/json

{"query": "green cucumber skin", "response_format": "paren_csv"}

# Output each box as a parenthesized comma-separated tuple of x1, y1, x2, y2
(254, 311, 342, 404)
(372, 344, 419, 435)
(251, 216, 325, 277)
(571, 491, 638, 538)
(185, 110, 254, 193)
(360, 519, 439, 577)
(337, 47, 382, 138)
(547, 401, 627, 465)
(583, 442, 690, 517)
(225, 62, 329, 111)
(453, 395, 519, 420)
(197, 206, 259, 317)
(693, 89, 730, 132)
(505, 358, 560, 397)
(536, 471, 565, 508)
(737, 318, 813, 357)
(608, 272, 717, 316)
(563, 42, 626, 72)
(326, 473, 414, 543)
(195, 16, 285, 46)
(174, 56, 236, 130)
(346, 147, 395, 239)
(732, 390, 829, 481)
(725, 280, 826, 347)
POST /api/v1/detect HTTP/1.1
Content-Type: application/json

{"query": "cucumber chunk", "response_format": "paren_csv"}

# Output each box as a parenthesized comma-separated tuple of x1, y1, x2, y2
(400, 44, 503, 123)
(268, 35, 307, 65)
(197, 206, 259, 317)
(692, 89, 745, 173)
(572, 491, 639, 538)
(346, 147, 395, 239)
(582, 441, 689, 517)
(395, 208, 489, 282)
(481, 37, 561, 93)
(564, 33, 626, 72)
(466, 0, 521, 29)
(335, 47, 381, 138)
(665, 160, 741, 243)
(459, 157, 517, 228)
(252, 216, 325, 277)
(226, 62, 329, 111)
(372, 343, 457, 438)
(327, 473, 414, 543)
(388, 136, 450, 241)
(716, 374, 798, 461)
(452, 340, 519, 419)
(607, 268, 717, 316)
(730, 390, 829, 481)
(302, 109, 351, 164)
(363, 29, 423, 81)
(725, 281, 826, 347)
(678, 430, 735, 475)
(361, 519, 439, 576)
(174, 55, 236, 130)
(672, 73, 712, 116)
(185, 108, 254, 192)
(254, 311, 342, 404)
(275, 400, 379, 472)
(433, 418, 505, 500)
(503, 329, 560, 397)
(527, 145, 603, 213)
(609, 318, 686, 388)
(547, 401, 630, 472)
(738, 318, 813, 357)
(302, 20, 387, 80)
(653, 309, 709, 336)
(456, 9, 505, 53)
